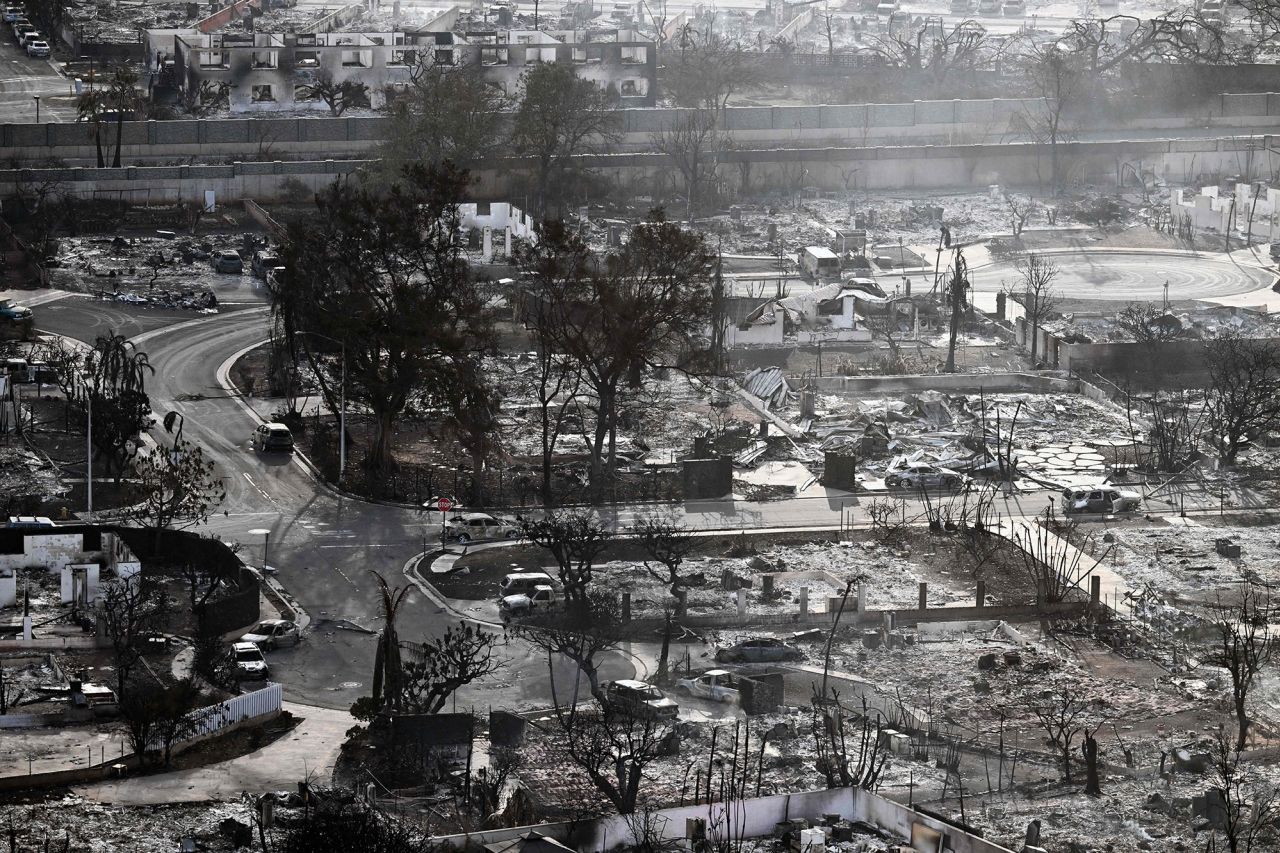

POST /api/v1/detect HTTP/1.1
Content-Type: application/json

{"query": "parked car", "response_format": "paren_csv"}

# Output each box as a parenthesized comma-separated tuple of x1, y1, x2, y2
(498, 572, 554, 598)
(1002, 0, 1026, 14)
(25, 39, 48, 57)
(499, 585, 558, 618)
(232, 641, 270, 680)
(885, 463, 964, 490)
(605, 679, 679, 721)
(715, 637, 804, 664)
(212, 250, 243, 274)
(2, 8, 23, 24)
(16, 28, 40, 48)
(675, 670, 740, 704)
(252, 422, 295, 453)
(948, 0, 973, 12)
(11, 19, 32, 38)
(0, 297, 33, 323)
(250, 250, 282, 279)
(445, 512, 520, 543)
(976, 0, 1000, 13)
(1061, 486, 1143, 515)
(240, 618, 300, 649)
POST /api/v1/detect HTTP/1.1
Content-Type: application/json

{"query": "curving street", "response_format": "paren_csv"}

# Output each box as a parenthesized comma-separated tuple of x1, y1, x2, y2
(973, 250, 1277, 301)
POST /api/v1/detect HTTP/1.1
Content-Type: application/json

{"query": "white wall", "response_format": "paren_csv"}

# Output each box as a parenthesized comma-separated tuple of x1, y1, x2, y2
(0, 533, 88, 574)
(433, 786, 1017, 853)
(0, 572, 14, 607)
(59, 563, 100, 605)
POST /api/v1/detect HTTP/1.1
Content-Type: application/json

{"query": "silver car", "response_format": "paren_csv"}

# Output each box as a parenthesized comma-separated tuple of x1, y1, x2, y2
(885, 463, 964, 490)
(1062, 486, 1142, 515)
(445, 512, 520, 543)
(240, 619, 300, 650)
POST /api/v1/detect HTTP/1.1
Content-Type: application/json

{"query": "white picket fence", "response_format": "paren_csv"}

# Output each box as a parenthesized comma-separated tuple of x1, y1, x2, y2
(149, 682, 283, 749)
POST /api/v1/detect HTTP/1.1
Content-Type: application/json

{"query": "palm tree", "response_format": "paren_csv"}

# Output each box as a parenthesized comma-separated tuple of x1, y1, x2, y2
(369, 571, 410, 713)
(106, 65, 142, 168)
(75, 89, 107, 168)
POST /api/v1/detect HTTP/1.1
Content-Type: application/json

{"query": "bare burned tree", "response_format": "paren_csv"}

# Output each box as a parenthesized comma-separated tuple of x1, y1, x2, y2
(1014, 253, 1060, 366)
(1005, 193, 1037, 238)
(651, 109, 724, 219)
(399, 624, 502, 713)
(1017, 45, 1084, 196)
(863, 19, 994, 93)
(1208, 724, 1280, 853)
(1059, 13, 1240, 77)
(298, 70, 371, 116)
(520, 590, 623, 708)
(100, 576, 167, 698)
(552, 704, 673, 814)
(514, 231, 589, 506)
(521, 511, 612, 605)
(810, 692, 887, 791)
(1209, 585, 1273, 750)
(1013, 511, 1110, 603)
(1022, 684, 1101, 783)
(1117, 302, 1188, 346)
(664, 32, 762, 111)
(634, 512, 697, 597)
(1204, 331, 1280, 464)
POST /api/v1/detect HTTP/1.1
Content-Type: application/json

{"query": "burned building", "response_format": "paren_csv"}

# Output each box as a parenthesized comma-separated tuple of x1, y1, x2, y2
(169, 24, 656, 112)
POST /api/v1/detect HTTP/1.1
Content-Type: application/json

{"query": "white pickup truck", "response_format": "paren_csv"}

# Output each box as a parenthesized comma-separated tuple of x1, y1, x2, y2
(499, 585, 559, 618)
(675, 669, 740, 704)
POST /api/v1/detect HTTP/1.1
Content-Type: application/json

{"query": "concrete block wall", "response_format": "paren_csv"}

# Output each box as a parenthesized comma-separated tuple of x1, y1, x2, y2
(0, 134, 1274, 204)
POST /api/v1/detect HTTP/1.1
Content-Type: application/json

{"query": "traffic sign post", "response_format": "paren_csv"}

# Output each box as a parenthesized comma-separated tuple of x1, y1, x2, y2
(437, 497, 452, 545)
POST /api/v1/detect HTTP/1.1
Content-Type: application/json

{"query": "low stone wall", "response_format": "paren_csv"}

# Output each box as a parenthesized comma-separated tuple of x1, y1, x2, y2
(807, 371, 1078, 396)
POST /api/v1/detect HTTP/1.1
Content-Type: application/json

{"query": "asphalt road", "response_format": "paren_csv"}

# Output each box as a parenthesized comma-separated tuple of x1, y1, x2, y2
(36, 298, 641, 711)
(0, 28, 72, 123)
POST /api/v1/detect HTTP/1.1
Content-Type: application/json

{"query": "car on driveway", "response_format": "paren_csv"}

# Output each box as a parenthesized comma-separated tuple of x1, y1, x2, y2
(715, 637, 804, 664)
(445, 512, 520, 543)
(1062, 485, 1142, 515)
(212, 251, 243, 274)
(885, 463, 964, 490)
(604, 679, 679, 721)
(240, 619, 300, 650)
(232, 641, 269, 680)
(253, 422, 295, 453)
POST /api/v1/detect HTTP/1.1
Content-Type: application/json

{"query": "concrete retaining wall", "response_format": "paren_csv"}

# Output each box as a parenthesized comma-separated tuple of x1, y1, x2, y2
(7, 91, 1280, 166)
(2, 134, 1274, 203)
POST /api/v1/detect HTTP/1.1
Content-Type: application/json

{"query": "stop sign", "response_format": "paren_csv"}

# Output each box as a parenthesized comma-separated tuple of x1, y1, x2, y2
(437, 497, 453, 513)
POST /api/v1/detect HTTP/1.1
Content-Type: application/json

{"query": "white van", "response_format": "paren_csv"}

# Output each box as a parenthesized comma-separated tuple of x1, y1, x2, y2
(498, 572, 554, 598)
(801, 246, 840, 280)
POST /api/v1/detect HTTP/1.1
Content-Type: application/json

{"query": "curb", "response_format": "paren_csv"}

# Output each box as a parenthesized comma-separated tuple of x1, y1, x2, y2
(401, 549, 505, 631)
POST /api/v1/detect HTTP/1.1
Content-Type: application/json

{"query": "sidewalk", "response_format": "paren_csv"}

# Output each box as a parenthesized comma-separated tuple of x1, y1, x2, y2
(72, 701, 353, 805)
